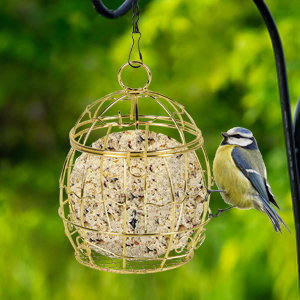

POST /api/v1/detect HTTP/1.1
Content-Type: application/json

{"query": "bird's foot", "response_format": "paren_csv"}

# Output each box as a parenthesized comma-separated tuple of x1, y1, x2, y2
(206, 188, 225, 193)
(204, 188, 225, 202)
(209, 206, 236, 218)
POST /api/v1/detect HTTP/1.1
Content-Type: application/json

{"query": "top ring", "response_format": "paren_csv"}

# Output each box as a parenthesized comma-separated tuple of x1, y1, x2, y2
(118, 61, 152, 91)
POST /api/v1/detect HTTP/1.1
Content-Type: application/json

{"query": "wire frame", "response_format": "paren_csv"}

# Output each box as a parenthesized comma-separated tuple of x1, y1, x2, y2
(59, 61, 212, 273)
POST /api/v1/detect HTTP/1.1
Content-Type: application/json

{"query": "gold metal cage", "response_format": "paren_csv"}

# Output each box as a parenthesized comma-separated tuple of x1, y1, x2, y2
(59, 61, 212, 274)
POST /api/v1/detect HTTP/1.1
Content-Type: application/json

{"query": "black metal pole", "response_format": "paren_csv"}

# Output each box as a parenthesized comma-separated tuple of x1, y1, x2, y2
(252, 0, 300, 284)
(294, 98, 300, 179)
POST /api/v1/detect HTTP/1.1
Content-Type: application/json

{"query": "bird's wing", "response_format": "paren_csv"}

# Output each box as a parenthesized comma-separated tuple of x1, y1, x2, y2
(231, 147, 280, 209)
(231, 147, 270, 202)
(231, 147, 289, 233)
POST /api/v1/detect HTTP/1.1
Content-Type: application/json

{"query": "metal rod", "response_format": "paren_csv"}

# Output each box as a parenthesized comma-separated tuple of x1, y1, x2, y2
(252, 0, 300, 284)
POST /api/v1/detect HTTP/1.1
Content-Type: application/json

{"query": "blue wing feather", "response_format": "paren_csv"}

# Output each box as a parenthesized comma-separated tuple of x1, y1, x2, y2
(231, 147, 269, 200)
(231, 147, 290, 233)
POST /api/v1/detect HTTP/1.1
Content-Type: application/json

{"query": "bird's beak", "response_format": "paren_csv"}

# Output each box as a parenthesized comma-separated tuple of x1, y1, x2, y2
(221, 132, 229, 138)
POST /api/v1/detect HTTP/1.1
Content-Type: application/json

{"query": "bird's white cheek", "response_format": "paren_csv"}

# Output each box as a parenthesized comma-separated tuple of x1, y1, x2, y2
(227, 138, 252, 147)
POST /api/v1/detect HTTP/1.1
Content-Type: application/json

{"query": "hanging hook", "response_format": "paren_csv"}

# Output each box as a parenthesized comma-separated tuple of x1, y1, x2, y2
(90, 0, 133, 19)
(91, 0, 143, 68)
(128, 0, 143, 68)
(128, 32, 143, 68)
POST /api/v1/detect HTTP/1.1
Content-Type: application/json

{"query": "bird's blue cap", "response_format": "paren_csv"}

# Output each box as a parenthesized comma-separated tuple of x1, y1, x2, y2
(232, 127, 253, 135)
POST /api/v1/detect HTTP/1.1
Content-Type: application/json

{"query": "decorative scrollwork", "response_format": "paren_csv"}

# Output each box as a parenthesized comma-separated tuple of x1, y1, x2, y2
(194, 229, 206, 250)
(174, 235, 194, 254)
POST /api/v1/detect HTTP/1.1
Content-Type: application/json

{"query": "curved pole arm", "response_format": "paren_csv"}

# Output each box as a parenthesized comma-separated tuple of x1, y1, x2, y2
(252, 0, 300, 284)
(90, 0, 133, 19)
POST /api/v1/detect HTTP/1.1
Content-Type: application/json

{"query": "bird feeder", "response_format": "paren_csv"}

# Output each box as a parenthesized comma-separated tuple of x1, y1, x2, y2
(59, 61, 212, 273)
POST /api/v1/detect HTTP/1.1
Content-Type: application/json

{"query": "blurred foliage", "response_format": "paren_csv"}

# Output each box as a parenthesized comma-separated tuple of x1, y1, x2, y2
(0, 0, 299, 299)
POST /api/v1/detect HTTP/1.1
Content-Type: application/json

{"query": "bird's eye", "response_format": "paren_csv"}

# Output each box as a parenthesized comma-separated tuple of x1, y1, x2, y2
(234, 134, 242, 139)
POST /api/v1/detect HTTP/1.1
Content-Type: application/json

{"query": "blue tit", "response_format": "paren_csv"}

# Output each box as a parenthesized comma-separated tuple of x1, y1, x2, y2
(213, 127, 290, 233)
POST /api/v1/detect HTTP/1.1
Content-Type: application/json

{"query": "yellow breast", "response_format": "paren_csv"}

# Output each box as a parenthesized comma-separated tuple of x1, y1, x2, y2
(213, 145, 256, 209)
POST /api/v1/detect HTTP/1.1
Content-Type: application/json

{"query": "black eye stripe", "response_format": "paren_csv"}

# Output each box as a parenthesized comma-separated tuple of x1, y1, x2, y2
(228, 133, 253, 139)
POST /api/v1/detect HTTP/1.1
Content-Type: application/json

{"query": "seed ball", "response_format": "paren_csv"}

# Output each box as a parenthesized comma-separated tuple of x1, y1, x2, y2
(70, 130, 205, 258)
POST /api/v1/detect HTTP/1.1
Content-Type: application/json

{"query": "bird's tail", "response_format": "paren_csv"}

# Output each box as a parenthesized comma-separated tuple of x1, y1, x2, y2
(259, 196, 291, 234)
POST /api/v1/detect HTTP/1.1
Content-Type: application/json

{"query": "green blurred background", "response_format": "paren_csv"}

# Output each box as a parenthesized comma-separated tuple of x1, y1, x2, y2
(1, 0, 299, 299)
